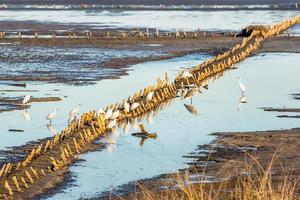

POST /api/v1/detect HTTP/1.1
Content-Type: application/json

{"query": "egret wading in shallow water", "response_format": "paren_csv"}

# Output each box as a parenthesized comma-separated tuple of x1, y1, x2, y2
(46, 107, 58, 124)
(68, 113, 76, 123)
(22, 95, 31, 105)
(238, 76, 246, 95)
(69, 104, 81, 116)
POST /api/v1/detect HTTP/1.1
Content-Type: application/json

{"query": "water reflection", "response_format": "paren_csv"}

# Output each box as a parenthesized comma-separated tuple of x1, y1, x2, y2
(183, 104, 199, 116)
(22, 109, 31, 121)
(238, 95, 247, 111)
(46, 124, 58, 135)
(47, 53, 300, 199)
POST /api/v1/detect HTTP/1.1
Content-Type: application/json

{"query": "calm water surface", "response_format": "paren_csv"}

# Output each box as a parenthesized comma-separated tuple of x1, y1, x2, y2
(0, 10, 299, 31)
(42, 53, 300, 199)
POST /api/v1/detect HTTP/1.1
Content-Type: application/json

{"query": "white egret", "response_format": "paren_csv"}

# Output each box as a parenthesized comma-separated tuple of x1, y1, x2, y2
(238, 76, 246, 95)
(97, 107, 105, 117)
(146, 91, 154, 101)
(104, 109, 113, 120)
(22, 95, 31, 104)
(124, 102, 130, 112)
(130, 102, 140, 110)
(110, 110, 119, 119)
(106, 119, 117, 129)
(46, 107, 58, 124)
(23, 110, 31, 121)
(68, 114, 76, 123)
(180, 70, 192, 79)
(69, 104, 81, 116)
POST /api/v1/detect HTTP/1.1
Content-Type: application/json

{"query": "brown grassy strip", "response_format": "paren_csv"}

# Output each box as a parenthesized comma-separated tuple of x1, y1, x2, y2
(0, 15, 299, 199)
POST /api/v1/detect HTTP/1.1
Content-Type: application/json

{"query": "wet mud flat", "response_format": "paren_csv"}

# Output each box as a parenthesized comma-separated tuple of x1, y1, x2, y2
(0, 35, 299, 86)
(0, 96, 62, 113)
(0, 35, 241, 85)
(260, 93, 300, 118)
(103, 128, 300, 199)
(0, 35, 236, 114)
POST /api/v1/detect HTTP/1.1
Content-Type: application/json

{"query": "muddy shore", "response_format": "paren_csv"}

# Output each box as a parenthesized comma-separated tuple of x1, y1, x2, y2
(102, 127, 300, 199)
(1, 36, 299, 85)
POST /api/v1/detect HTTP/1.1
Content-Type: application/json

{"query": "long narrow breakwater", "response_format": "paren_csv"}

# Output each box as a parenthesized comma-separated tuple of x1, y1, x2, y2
(0, 15, 299, 199)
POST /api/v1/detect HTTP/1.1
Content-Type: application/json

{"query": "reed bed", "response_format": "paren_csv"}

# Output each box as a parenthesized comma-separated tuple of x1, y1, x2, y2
(129, 153, 300, 200)
(0, 15, 299, 199)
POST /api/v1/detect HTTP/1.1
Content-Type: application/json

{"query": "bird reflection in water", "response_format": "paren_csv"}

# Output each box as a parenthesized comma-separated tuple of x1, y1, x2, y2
(238, 94, 247, 111)
(23, 109, 31, 121)
(184, 104, 199, 116)
(46, 123, 57, 135)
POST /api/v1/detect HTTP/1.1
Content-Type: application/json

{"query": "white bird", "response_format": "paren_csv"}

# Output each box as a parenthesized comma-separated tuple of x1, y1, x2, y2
(146, 91, 154, 101)
(97, 107, 105, 117)
(106, 119, 117, 129)
(180, 70, 192, 79)
(104, 109, 113, 120)
(124, 102, 130, 112)
(22, 95, 31, 104)
(69, 104, 81, 116)
(110, 110, 119, 119)
(46, 107, 58, 124)
(238, 76, 246, 95)
(68, 114, 76, 123)
(23, 110, 31, 121)
(130, 102, 140, 110)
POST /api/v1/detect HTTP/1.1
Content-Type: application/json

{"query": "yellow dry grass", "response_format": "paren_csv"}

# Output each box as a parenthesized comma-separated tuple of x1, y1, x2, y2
(129, 152, 300, 200)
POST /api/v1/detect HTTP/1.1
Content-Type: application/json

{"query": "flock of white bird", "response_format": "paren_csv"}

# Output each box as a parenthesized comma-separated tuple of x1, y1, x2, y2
(20, 74, 246, 134)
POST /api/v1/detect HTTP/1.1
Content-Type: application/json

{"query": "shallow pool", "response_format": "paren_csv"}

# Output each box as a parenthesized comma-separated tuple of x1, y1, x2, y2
(43, 53, 300, 199)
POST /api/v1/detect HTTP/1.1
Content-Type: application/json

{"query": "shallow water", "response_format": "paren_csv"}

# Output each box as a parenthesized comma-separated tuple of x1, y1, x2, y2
(37, 53, 300, 199)
(0, 10, 299, 31)
(0, 45, 156, 85)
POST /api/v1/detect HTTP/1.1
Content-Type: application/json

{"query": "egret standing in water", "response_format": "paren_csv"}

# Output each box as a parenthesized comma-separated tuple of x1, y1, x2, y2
(22, 95, 31, 105)
(238, 76, 246, 95)
(69, 104, 81, 116)
(46, 107, 58, 124)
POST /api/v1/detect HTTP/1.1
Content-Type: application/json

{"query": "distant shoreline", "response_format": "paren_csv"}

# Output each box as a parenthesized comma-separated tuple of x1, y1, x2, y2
(0, 0, 299, 11)
(0, 0, 298, 6)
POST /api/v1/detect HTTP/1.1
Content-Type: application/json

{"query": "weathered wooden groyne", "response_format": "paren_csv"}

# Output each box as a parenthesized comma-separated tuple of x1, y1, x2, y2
(0, 29, 231, 39)
(0, 15, 299, 199)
